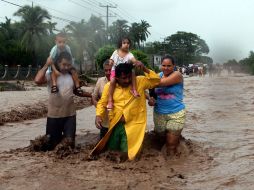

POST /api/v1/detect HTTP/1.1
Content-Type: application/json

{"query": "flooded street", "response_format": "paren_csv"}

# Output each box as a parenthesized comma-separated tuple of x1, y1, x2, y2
(0, 72, 254, 190)
(183, 73, 254, 189)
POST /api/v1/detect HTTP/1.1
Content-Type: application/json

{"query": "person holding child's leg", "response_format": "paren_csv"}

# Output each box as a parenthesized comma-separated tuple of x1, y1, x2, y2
(107, 37, 142, 110)
(34, 52, 92, 150)
(47, 32, 83, 96)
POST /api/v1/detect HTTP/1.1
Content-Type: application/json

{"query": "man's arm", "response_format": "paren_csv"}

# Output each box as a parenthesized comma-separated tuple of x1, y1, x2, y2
(92, 79, 101, 107)
(95, 83, 109, 128)
(34, 58, 51, 85)
(139, 64, 160, 89)
(78, 91, 92, 98)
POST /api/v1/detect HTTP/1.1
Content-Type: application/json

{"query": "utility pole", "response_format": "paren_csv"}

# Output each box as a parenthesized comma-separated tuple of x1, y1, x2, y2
(99, 4, 117, 31)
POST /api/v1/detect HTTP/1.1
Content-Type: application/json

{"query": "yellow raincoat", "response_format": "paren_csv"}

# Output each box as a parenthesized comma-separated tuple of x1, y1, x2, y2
(91, 69, 160, 160)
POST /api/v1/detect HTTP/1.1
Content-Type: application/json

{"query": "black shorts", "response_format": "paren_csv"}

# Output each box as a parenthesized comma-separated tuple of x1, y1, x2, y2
(46, 115, 76, 145)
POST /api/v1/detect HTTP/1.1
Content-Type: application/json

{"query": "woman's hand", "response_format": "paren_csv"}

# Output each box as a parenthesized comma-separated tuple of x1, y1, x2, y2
(148, 97, 156, 106)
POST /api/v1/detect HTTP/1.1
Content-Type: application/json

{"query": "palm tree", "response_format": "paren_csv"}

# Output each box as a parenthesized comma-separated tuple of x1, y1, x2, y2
(129, 22, 140, 48)
(14, 5, 51, 66)
(108, 19, 129, 45)
(0, 17, 17, 46)
(46, 21, 57, 35)
(66, 20, 90, 73)
(129, 20, 151, 49)
(87, 15, 106, 48)
(139, 20, 151, 45)
(0, 17, 22, 66)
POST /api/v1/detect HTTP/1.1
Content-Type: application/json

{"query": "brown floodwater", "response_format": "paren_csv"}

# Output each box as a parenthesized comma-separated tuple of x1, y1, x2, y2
(0, 72, 254, 190)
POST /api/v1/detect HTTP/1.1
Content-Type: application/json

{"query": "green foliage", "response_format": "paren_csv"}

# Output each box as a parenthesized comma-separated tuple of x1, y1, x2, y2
(129, 20, 151, 48)
(107, 19, 151, 50)
(153, 66, 160, 73)
(108, 20, 129, 45)
(14, 5, 51, 66)
(238, 51, 254, 74)
(144, 41, 164, 55)
(131, 50, 151, 75)
(95, 45, 115, 69)
(0, 5, 152, 71)
(164, 31, 209, 66)
(196, 55, 213, 64)
(131, 50, 149, 67)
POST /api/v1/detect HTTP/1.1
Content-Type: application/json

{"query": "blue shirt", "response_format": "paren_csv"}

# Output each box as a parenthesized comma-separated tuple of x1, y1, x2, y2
(50, 44, 73, 63)
(47, 44, 73, 72)
(154, 72, 185, 114)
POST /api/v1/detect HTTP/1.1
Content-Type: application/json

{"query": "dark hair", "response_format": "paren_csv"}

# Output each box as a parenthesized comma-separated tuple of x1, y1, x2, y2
(115, 63, 133, 78)
(103, 59, 110, 68)
(56, 52, 72, 64)
(161, 55, 175, 65)
(56, 32, 67, 39)
(117, 37, 131, 49)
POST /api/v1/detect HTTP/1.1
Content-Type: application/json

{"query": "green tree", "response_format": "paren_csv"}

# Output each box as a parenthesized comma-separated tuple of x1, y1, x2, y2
(239, 51, 254, 74)
(66, 19, 90, 72)
(86, 15, 107, 62)
(129, 20, 151, 49)
(46, 21, 57, 35)
(108, 19, 129, 45)
(165, 31, 209, 66)
(131, 50, 151, 75)
(67, 16, 107, 73)
(129, 22, 140, 48)
(144, 41, 164, 55)
(87, 15, 106, 47)
(0, 17, 34, 67)
(14, 5, 51, 66)
(95, 45, 115, 69)
(196, 55, 213, 64)
(131, 50, 149, 67)
(139, 20, 151, 45)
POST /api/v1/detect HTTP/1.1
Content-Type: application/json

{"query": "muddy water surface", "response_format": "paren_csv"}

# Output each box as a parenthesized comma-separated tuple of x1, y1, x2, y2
(0, 73, 254, 190)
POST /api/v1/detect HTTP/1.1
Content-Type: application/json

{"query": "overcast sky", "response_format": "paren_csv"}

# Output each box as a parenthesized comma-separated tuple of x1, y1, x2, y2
(1, 0, 253, 63)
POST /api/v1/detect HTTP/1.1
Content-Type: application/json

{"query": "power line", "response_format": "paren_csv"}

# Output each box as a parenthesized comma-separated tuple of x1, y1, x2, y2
(105, 0, 166, 41)
(99, 3, 117, 30)
(83, 0, 98, 7)
(0, 0, 77, 24)
(0, 0, 22, 7)
(79, 0, 105, 13)
(86, 0, 137, 23)
(102, 0, 138, 22)
(88, 0, 121, 21)
(24, 0, 82, 21)
(68, 0, 102, 16)
(115, 7, 138, 22)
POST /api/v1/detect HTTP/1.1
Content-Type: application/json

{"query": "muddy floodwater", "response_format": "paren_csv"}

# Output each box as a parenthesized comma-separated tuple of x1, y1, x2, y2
(0, 72, 254, 190)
